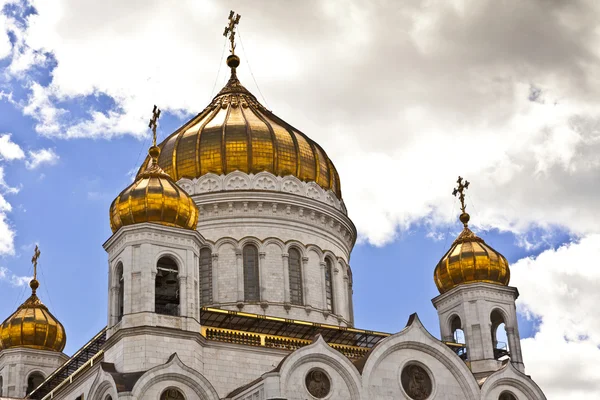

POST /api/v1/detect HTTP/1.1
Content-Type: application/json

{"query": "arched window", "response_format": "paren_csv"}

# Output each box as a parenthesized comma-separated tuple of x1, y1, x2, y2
(155, 257, 180, 316)
(161, 388, 185, 399)
(105, 396, 113, 400)
(199, 248, 212, 306)
(243, 245, 260, 301)
(288, 248, 303, 305)
(26, 372, 44, 394)
(499, 392, 517, 400)
(450, 315, 465, 344)
(491, 309, 509, 360)
(116, 263, 124, 322)
(324, 259, 334, 312)
(449, 315, 467, 361)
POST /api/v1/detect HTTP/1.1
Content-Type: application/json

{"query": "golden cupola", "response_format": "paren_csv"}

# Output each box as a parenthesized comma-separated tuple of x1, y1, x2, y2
(434, 177, 510, 294)
(110, 106, 199, 233)
(137, 27, 342, 198)
(0, 246, 66, 352)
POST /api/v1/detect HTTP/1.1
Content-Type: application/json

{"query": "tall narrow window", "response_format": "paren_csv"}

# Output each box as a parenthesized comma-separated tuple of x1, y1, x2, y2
(0, 375, 3, 396)
(288, 248, 303, 305)
(199, 248, 213, 306)
(325, 259, 334, 312)
(243, 245, 260, 301)
(116, 263, 124, 322)
(27, 372, 44, 395)
(155, 257, 180, 316)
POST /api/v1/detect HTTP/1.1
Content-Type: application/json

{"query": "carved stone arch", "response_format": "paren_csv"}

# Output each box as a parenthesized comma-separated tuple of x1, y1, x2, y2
(361, 314, 479, 400)
(224, 171, 251, 191)
(154, 251, 186, 274)
(131, 354, 219, 400)
(322, 251, 338, 266)
(283, 240, 307, 257)
(252, 171, 280, 191)
(305, 244, 324, 261)
(195, 173, 223, 193)
(87, 368, 118, 400)
(238, 236, 264, 252)
(281, 175, 305, 196)
(215, 237, 241, 253)
(481, 360, 546, 399)
(177, 178, 195, 195)
(490, 306, 511, 325)
(262, 237, 285, 252)
(278, 336, 361, 400)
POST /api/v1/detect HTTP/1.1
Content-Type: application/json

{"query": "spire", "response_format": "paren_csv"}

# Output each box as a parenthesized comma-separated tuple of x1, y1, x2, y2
(30, 244, 40, 295)
(452, 176, 470, 228)
(148, 104, 161, 165)
(223, 10, 242, 76)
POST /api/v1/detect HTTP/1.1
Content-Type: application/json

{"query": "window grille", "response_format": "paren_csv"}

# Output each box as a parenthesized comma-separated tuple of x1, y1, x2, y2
(243, 245, 260, 301)
(200, 248, 213, 305)
(325, 259, 334, 312)
(288, 248, 303, 305)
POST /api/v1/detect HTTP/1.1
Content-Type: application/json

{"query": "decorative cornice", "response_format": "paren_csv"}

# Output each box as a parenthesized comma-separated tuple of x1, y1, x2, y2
(177, 171, 347, 214)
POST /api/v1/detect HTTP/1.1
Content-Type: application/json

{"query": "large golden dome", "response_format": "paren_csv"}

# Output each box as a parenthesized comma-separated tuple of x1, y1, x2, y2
(110, 145, 199, 233)
(137, 59, 342, 199)
(434, 178, 510, 294)
(0, 278, 66, 352)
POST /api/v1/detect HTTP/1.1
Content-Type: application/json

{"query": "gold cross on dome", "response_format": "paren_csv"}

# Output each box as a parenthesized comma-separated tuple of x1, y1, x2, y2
(223, 10, 241, 55)
(31, 245, 40, 280)
(452, 176, 470, 214)
(148, 105, 161, 146)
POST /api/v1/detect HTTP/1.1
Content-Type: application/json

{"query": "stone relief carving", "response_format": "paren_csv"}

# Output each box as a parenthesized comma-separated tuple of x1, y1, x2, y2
(226, 175, 250, 190)
(198, 177, 220, 193)
(401, 364, 433, 400)
(282, 180, 301, 194)
(181, 171, 345, 213)
(305, 368, 331, 398)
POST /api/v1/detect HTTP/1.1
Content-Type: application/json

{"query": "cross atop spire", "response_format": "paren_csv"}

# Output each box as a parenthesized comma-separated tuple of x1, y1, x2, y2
(148, 105, 161, 147)
(452, 176, 471, 227)
(223, 10, 241, 55)
(30, 244, 41, 294)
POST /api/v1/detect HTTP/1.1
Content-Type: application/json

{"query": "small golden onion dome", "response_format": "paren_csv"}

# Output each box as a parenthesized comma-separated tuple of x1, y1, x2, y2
(137, 58, 342, 199)
(0, 279, 66, 352)
(109, 145, 199, 233)
(434, 212, 510, 294)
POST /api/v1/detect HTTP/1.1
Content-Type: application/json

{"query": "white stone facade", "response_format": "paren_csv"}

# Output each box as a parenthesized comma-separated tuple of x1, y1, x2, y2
(0, 176, 546, 400)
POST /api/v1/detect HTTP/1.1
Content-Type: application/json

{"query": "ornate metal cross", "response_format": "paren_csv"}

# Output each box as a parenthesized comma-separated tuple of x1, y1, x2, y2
(223, 10, 241, 55)
(452, 176, 470, 214)
(148, 105, 161, 146)
(31, 245, 40, 280)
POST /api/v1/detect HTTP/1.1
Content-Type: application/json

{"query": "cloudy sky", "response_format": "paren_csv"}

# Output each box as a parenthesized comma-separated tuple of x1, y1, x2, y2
(0, 0, 599, 398)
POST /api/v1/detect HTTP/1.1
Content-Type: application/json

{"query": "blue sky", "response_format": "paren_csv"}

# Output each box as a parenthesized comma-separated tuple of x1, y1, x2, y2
(1, 1, 600, 399)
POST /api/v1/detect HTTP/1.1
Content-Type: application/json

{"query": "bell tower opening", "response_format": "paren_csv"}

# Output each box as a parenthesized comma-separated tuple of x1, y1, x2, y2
(26, 372, 45, 395)
(491, 309, 510, 360)
(155, 257, 180, 316)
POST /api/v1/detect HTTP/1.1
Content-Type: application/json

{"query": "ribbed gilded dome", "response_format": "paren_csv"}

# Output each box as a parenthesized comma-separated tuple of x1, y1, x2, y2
(110, 145, 199, 233)
(434, 178, 510, 294)
(0, 279, 66, 352)
(138, 62, 342, 198)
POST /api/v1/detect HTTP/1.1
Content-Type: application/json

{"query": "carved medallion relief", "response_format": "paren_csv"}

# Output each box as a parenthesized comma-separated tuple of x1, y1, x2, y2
(400, 363, 433, 400)
(305, 368, 331, 398)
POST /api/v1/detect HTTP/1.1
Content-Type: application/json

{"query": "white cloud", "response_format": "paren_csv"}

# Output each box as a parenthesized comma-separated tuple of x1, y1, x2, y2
(512, 235, 600, 399)
(0, 133, 25, 161)
(25, 147, 58, 169)
(0, 0, 597, 246)
(0, 166, 17, 256)
(0, 266, 31, 287)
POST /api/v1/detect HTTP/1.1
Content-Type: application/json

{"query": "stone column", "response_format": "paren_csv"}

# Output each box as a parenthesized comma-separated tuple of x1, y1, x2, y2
(236, 249, 244, 303)
(282, 253, 290, 304)
(211, 253, 219, 303)
(319, 261, 327, 312)
(259, 251, 267, 302)
(178, 275, 188, 317)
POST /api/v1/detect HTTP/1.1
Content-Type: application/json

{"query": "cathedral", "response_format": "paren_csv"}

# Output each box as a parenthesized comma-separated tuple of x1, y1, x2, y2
(0, 12, 546, 400)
